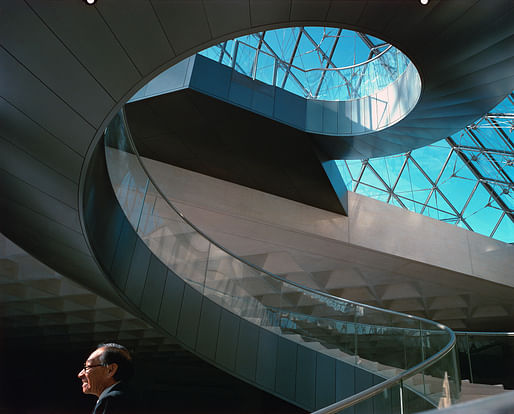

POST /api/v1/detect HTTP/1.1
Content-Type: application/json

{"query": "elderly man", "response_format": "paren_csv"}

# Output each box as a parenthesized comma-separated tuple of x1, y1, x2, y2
(78, 343, 135, 414)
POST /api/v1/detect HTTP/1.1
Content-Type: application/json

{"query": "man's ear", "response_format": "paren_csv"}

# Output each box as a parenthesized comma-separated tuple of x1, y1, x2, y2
(106, 363, 118, 378)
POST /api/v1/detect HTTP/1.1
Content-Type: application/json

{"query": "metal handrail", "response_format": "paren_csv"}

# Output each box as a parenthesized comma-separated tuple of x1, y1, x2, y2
(455, 331, 514, 337)
(108, 108, 457, 413)
(312, 334, 456, 414)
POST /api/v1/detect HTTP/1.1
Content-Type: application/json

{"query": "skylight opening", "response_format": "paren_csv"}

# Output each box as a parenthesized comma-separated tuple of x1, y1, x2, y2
(338, 93, 514, 243)
(199, 27, 415, 102)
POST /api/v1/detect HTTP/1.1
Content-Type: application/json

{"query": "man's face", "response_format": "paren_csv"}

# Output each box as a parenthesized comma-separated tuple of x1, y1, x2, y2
(78, 348, 112, 397)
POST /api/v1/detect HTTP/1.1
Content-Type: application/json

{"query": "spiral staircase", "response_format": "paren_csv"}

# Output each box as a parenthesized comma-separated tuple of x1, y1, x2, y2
(1, 1, 514, 413)
(81, 110, 459, 413)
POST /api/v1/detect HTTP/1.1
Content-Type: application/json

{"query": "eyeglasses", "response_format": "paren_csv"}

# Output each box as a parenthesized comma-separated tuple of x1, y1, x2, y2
(81, 364, 105, 372)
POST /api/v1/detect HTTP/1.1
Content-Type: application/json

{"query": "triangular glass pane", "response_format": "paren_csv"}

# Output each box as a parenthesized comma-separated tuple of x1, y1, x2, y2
(234, 42, 256, 77)
(359, 164, 389, 192)
(382, 154, 408, 189)
(492, 214, 514, 244)
(437, 160, 477, 213)
(487, 182, 513, 210)
(450, 130, 473, 147)
(439, 150, 476, 184)
(275, 66, 288, 89)
(474, 127, 504, 150)
(502, 190, 514, 210)
(332, 30, 365, 68)
(284, 73, 308, 97)
(424, 191, 457, 221)
(394, 159, 432, 200)
(407, 159, 434, 191)
(410, 142, 450, 179)
(369, 155, 400, 189)
(244, 34, 261, 48)
(221, 40, 236, 66)
(485, 151, 507, 170)
(199, 43, 223, 62)
(345, 160, 364, 184)
(464, 198, 504, 237)
(394, 162, 414, 196)
(411, 189, 433, 211)
(262, 27, 300, 61)
(462, 182, 491, 219)
(461, 150, 494, 179)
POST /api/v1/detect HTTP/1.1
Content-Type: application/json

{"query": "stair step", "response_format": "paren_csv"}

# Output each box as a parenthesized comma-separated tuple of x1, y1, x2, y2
(411, 383, 432, 395)
(458, 380, 507, 402)
(460, 380, 505, 394)
(357, 358, 379, 372)
(378, 367, 402, 378)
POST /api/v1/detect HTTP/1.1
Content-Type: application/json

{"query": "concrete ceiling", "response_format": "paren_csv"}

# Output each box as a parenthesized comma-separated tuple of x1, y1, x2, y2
(0, 233, 174, 352)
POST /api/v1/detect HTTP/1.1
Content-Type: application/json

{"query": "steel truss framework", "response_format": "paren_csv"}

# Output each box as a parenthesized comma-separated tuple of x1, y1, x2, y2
(338, 93, 514, 243)
(200, 27, 393, 100)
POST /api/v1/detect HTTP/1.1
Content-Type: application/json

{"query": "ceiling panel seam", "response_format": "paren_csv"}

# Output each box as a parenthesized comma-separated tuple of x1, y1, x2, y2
(247, 0, 252, 29)
(0, 216, 89, 263)
(0, 134, 81, 186)
(0, 45, 97, 130)
(23, 0, 118, 104)
(148, 1, 177, 57)
(95, 7, 143, 78)
(0, 95, 85, 160)
(200, 0, 214, 41)
(0, 167, 79, 214)
(0, 133, 80, 185)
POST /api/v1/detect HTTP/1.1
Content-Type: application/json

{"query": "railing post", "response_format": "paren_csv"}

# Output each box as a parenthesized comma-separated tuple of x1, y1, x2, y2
(399, 380, 404, 414)
(420, 320, 426, 394)
(353, 310, 358, 364)
(466, 334, 474, 383)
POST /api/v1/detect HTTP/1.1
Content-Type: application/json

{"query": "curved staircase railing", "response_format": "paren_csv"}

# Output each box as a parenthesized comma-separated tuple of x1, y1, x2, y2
(101, 109, 459, 413)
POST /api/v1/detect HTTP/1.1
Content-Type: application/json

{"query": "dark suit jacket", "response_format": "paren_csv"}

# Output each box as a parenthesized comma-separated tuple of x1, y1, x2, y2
(92, 382, 137, 414)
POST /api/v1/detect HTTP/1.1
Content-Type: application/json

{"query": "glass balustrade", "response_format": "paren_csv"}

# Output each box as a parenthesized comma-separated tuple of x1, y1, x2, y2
(456, 332, 514, 390)
(103, 110, 459, 413)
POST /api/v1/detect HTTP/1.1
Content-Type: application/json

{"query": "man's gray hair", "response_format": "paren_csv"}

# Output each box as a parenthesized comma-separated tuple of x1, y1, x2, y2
(96, 343, 134, 382)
